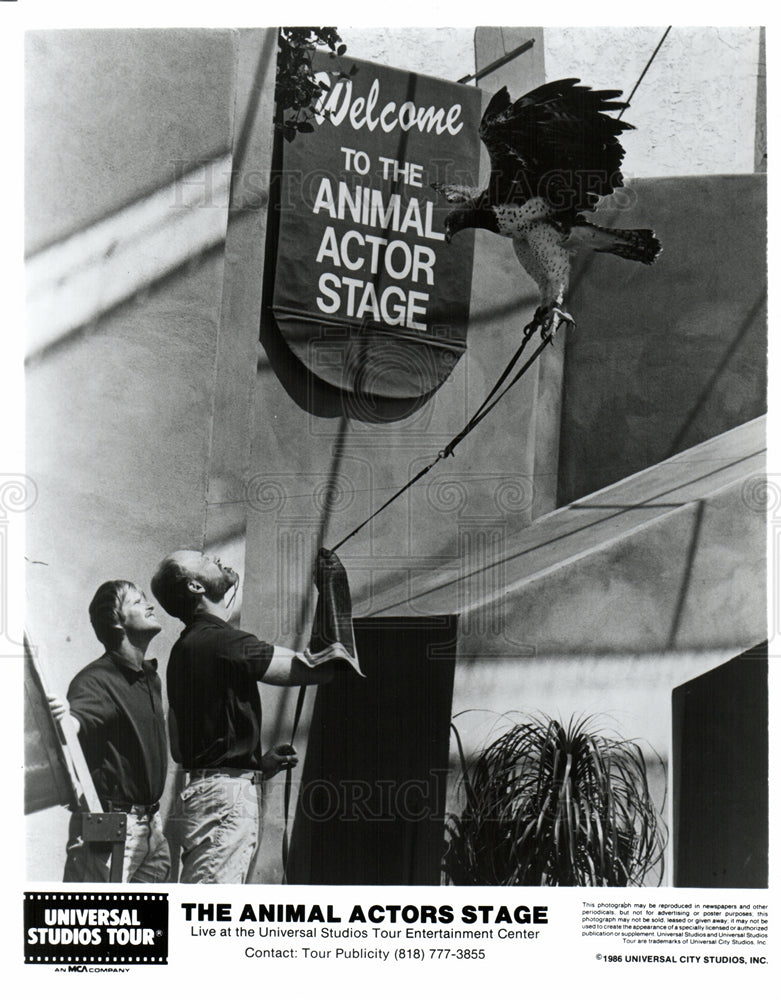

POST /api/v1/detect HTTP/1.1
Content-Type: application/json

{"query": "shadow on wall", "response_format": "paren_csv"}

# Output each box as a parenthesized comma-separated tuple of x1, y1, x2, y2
(26, 29, 278, 366)
(258, 303, 442, 423)
(559, 174, 767, 505)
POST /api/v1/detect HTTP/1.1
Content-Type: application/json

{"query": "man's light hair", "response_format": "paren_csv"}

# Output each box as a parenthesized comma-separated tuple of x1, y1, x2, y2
(89, 580, 136, 649)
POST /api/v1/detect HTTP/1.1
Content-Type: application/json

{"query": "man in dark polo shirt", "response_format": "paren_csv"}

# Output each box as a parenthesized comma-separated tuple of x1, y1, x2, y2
(47, 580, 170, 882)
(151, 549, 335, 883)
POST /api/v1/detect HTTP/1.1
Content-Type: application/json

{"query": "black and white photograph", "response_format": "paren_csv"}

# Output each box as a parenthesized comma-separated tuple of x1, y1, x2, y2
(4, 5, 775, 994)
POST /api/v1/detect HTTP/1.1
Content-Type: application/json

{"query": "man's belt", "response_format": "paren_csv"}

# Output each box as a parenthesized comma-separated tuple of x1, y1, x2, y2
(185, 767, 263, 784)
(106, 800, 160, 816)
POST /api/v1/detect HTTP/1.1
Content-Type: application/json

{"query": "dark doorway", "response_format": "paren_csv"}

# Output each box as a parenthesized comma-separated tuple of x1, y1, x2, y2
(672, 641, 768, 887)
(286, 615, 458, 885)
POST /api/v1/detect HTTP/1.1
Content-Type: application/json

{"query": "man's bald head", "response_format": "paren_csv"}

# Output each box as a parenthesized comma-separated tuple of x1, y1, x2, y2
(151, 550, 239, 622)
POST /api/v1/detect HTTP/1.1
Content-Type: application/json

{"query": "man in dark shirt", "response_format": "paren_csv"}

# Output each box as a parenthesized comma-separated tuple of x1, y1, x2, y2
(152, 549, 334, 883)
(47, 580, 170, 882)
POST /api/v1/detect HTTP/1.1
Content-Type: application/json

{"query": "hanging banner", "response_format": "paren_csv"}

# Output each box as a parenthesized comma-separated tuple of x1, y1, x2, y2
(272, 54, 482, 400)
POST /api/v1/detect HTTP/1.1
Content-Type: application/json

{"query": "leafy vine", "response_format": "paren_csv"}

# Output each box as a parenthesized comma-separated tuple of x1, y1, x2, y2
(275, 27, 357, 141)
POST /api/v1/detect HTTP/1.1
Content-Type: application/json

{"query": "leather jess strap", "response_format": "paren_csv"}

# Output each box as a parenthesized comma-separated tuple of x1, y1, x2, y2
(281, 684, 308, 881)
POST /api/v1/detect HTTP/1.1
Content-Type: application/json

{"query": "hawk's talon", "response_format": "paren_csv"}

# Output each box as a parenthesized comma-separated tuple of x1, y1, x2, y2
(523, 305, 575, 342)
(538, 305, 575, 339)
(523, 306, 545, 339)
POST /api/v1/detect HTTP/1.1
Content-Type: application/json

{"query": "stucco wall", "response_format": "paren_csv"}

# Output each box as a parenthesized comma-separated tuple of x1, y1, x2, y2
(339, 27, 475, 82)
(545, 26, 761, 178)
(343, 26, 761, 178)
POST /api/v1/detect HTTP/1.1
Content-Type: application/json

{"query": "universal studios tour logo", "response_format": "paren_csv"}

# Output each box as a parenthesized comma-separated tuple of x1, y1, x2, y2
(24, 893, 168, 966)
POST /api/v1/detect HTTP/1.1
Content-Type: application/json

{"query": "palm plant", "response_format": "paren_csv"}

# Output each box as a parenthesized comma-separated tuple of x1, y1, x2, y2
(444, 713, 666, 887)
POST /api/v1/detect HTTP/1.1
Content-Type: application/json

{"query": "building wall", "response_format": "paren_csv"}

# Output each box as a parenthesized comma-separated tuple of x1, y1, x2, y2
(25, 26, 246, 687)
(339, 27, 475, 83)
(558, 174, 767, 504)
(344, 26, 761, 178)
(25, 29, 238, 255)
(25, 27, 277, 879)
(544, 26, 761, 178)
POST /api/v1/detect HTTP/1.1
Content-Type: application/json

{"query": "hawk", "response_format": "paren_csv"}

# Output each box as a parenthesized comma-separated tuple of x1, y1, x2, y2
(433, 78, 661, 337)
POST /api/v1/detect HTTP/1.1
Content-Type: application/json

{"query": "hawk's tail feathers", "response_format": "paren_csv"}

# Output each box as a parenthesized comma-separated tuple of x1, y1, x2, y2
(569, 222, 662, 265)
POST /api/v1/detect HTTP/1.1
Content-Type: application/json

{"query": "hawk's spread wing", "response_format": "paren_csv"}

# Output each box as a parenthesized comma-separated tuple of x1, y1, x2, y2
(479, 79, 634, 218)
